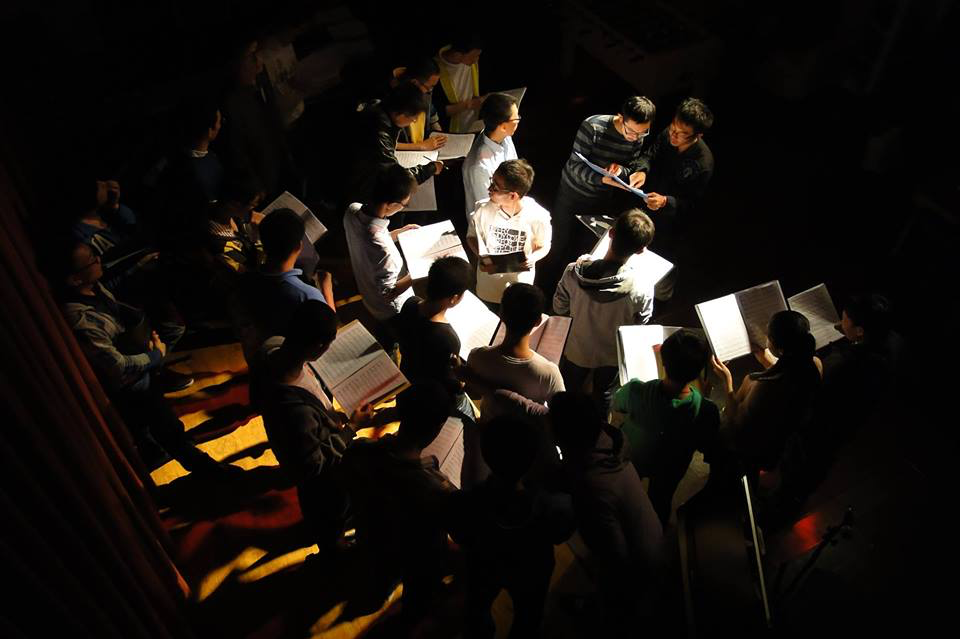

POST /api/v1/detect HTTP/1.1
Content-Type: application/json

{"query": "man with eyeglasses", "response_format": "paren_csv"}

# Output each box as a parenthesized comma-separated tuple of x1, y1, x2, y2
(344, 164, 422, 347)
(462, 92, 521, 221)
(552, 96, 656, 268)
(392, 57, 448, 153)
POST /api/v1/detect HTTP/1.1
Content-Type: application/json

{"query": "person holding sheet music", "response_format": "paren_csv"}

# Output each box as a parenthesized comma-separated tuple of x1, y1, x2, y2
(344, 165, 421, 345)
(250, 300, 375, 550)
(551, 96, 656, 265)
(349, 83, 444, 203)
(341, 382, 456, 627)
(553, 209, 655, 413)
(434, 34, 485, 134)
(710, 310, 822, 475)
(610, 329, 720, 526)
(466, 160, 552, 305)
(462, 92, 520, 218)
(391, 58, 446, 152)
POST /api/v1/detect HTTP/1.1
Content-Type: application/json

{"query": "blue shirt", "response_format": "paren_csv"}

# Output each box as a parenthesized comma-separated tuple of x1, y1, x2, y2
(246, 269, 328, 339)
(462, 133, 517, 215)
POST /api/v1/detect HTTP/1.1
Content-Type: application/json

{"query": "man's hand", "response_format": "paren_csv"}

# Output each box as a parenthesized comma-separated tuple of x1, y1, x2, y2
(478, 256, 497, 273)
(518, 257, 533, 271)
(250, 211, 266, 225)
(149, 331, 167, 358)
(602, 176, 630, 191)
(629, 171, 646, 188)
(422, 135, 447, 150)
(433, 161, 445, 175)
(752, 346, 778, 369)
(645, 193, 667, 210)
(136, 252, 160, 268)
(605, 162, 622, 177)
(710, 355, 734, 394)
(351, 402, 375, 427)
(399, 224, 420, 234)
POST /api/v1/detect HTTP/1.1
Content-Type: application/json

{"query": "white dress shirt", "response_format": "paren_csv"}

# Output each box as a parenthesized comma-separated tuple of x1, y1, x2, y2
(462, 133, 518, 215)
(343, 203, 414, 320)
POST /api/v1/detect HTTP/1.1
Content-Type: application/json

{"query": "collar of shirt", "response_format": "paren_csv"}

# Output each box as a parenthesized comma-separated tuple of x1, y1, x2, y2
(356, 206, 390, 230)
(261, 268, 304, 281)
(189, 149, 208, 158)
(481, 133, 508, 153)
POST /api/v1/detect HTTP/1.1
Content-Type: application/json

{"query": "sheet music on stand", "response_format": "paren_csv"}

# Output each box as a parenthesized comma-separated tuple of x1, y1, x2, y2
(397, 220, 470, 279)
(395, 151, 439, 211)
(787, 284, 844, 350)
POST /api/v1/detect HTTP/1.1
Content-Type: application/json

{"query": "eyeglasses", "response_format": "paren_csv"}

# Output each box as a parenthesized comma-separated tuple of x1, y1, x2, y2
(668, 122, 697, 141)
(488, 180, 514, 194)
(621, 121, 650, 141)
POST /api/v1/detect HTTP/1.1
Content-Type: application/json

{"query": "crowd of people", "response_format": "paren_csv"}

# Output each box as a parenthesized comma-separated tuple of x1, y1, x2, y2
(46, 27, 904, 637)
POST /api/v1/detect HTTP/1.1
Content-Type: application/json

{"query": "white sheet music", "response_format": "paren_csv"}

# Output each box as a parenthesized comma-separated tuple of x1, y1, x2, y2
(422, 417, 464, 466)
(788, 283, 844, 350)
(440, 433, 464, 488)
(735, 281, 788, 350)
(531, 316, 572, 365)
(261, 191, 328, 244)
(696, 294, 751, 361)
(395, 150, 437, 169)
(589, 232, 674, 286)
(433, 133, 475, 160)
(616, 325, 681, 385)
(398, 220, 470, 279)
(312, 321, 382, 387)
(331, 351, 407, 416)
(446, 290, 501, 359)
(499, 86, 527, 104)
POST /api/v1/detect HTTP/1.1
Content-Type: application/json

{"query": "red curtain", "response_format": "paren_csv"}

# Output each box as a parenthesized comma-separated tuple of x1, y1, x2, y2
(0, 161, 196, 638)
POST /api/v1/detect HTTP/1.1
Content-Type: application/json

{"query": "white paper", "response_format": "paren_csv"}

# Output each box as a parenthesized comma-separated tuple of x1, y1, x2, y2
(788, 283, 844, 350)
(446, 290, 501, 359)
(421, 416, 465, 488)
(696, 294, 751, 361)
(395, 150, 438, 169)
(590, 232, 674, 286)
(499, 86, 527, 104)
(439, 434, 464, 489)
(261, 191, 328, 244)
(433, 132, 476, 160)
(531, 316, 572, 364)
(735, 281, 788, 350)
(397, 220, 469, 279)
(616, 325, 681, 385)
(331, 351, 407, 416)
(394, 151, 439, 211)
(311, 321, 382, 387)
(575, 152, 647, 199)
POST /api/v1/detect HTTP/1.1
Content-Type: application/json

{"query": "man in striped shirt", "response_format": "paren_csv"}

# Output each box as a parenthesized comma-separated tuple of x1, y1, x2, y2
(551, 96, 656, 265)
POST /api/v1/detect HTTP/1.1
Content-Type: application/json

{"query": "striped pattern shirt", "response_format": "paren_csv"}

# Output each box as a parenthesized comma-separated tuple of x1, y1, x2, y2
(561, 114, 650, 198)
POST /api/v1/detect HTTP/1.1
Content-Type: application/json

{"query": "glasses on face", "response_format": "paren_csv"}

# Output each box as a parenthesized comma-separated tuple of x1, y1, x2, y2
(668, 122, 696, 141)
(621, 121, 650, 141)
(488, 180, 513, 195)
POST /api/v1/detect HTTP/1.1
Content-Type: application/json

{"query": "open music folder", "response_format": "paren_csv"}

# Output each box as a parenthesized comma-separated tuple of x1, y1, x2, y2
(445, 290, 502, 360)
(397, 220, 470, 280)
(261, 191, 328, 244)
(421, 416, 465, 488)
(309, 320, 409, 415)
(430, 132, 476, 160)
(616, 325, 683, 385)
(590, 231, 674, 287)
(395, 150, 439, 211)
(787, 283, 844, 350)
(490, 314, 572, 365)
(695, 281, 788, 361)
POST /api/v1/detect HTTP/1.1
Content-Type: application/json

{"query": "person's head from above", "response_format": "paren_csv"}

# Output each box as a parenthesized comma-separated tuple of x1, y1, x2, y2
(259, 208, 303, 265)
(65, 175, 118, 219)
(549, 391, 604, 456)
(488, 159, 534, 207)
(766, 310, 816, 360)
(281, 299, 338, 362)
(661, 329, 711, 385)
(482, 416, 540, 485)
(382, 82, 429, 128)
(445, 33, 483, 66)
(840, 293, 892, 344)
(215, 174, 263, 222)
(609, 208, 654, 260)
(181, 99, 222, 147)
(370, 164, 417, 217)
(500, 283, 544, 337)
(669, 97, 713, 149)
(63, 241, 103, 291)
(479, 92, 520, 139)
(396, 381, 452, 450)
(618, 96, 656, 142)
(426, 256, 471, 308)
(233, 39, 264, 86)
(398, 57, 440, 94)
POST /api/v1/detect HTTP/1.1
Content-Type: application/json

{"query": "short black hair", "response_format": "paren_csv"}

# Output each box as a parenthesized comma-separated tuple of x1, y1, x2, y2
(180, 99, 220, 141)
(675, 98, 714, 135)
(549, 392, 603, 452)
(482, 416, 539, 483)
(426, 256, 471, 300)
(397, 381, 452, 449)
(621, 96, 656, 125)
(479, 92, 518, 132)
(610, 209, 654, 258)
(381, 82, 429, 117)
(843, 293, 892, 338)
(500, 283, 543, 335)
(400, 57, 439, 84)
(768, 310, 816, 359)
(258, 209, 303, 260)
(449, 32, 483, 54)
(220, 172, 262, 205)
(660, 329, 710, 384)
(283, 299, 338, 352)
(371, 164, 417, 205)
(494, 159, 534, 197)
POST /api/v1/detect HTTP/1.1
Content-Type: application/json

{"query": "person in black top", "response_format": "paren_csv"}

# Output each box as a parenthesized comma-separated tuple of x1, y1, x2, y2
(449, 416, 575, 639)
